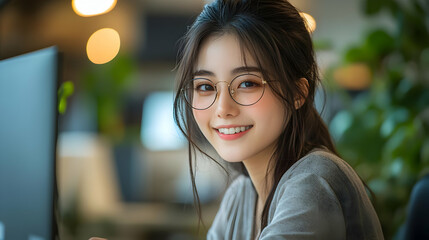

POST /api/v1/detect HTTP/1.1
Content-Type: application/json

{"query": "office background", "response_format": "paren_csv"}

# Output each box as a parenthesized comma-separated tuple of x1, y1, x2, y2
(0, 0, 428, 239)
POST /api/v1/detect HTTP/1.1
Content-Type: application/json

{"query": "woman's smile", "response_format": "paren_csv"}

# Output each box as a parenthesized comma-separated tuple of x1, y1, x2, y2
(214, 125, 253, 140)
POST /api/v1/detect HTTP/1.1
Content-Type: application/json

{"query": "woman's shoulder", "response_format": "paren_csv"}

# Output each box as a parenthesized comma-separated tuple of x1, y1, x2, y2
(274, 148, 371, 211)
(273, 149, 384, 239)
(282, 148, 359, 184)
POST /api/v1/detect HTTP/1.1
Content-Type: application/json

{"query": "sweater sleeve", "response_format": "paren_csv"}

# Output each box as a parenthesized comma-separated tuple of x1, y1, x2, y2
(259, 173, 346, 240)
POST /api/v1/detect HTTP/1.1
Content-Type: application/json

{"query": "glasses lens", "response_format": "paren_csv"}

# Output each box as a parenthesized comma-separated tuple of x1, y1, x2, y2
(183, 78, 217, 109)
(230, 74, 265, 105)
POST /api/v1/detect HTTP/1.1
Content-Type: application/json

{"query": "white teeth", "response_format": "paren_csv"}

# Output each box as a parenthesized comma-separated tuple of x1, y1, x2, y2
(218, 126, 251, 135)
(229, 128, 236, 134)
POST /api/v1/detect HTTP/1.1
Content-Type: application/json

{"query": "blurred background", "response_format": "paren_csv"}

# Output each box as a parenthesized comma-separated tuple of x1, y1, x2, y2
(0, 0, 428, 239)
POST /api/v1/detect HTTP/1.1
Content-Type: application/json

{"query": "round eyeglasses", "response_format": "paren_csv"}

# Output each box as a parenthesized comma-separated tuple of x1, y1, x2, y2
(182, 73, 267, 110)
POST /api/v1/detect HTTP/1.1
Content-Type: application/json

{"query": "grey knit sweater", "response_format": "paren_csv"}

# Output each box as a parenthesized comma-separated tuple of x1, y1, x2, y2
(207, 149, 384, 240)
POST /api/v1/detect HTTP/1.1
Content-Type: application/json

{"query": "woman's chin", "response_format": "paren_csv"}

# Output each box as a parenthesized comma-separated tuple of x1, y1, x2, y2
(217, 151, 246, 163)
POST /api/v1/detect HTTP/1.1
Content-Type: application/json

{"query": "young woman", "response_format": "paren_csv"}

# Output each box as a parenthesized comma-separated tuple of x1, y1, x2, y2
(173, 0, 384, 239)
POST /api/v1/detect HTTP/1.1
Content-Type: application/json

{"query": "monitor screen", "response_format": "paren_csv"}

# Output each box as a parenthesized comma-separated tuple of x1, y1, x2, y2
(141, 91, 186, 151)
(0, 47, 59, 240)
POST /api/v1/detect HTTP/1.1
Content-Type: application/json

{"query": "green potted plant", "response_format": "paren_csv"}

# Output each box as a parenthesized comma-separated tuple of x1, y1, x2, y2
(327, 0, 429, 238)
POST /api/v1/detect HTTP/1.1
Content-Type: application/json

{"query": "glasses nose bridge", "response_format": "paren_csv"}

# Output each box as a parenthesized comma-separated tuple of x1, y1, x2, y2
(214, 80, 230, 89)
(214, 80, 233, 95)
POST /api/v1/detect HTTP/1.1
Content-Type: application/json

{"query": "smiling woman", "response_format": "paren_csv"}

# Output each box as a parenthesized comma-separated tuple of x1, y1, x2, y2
(173, 0, 384, 239)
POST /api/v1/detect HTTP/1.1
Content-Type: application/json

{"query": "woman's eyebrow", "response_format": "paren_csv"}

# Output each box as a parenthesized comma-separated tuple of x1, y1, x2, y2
(193, 69, 214, 77)
(193, 66, 262, 77)
(231, 66, 262, 75)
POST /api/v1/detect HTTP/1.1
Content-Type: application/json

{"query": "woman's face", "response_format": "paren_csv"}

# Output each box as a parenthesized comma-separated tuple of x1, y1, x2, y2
(192, 33, 287, 164)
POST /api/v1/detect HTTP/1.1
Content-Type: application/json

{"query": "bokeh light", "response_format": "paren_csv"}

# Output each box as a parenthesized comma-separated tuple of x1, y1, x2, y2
(86, 28, 120, 64)
(300, 12, 317, 33)
(72, 0, 117, 17)
(334, 63, 372, 90)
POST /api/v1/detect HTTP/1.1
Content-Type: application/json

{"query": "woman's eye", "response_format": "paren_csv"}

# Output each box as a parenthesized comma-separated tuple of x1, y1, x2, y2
(196, 84, 215, 91)
(238, 81, 259, 88)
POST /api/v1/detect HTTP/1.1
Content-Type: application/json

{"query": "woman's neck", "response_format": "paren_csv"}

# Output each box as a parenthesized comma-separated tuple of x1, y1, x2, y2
(242, 144, 275, 205)
(243, 147, 274, 239)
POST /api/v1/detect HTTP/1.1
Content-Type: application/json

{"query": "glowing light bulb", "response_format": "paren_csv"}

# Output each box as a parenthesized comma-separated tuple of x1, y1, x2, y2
(300, 12, 317, 33)
(72, 0, 117, 17)
(86, 28, 120, 64)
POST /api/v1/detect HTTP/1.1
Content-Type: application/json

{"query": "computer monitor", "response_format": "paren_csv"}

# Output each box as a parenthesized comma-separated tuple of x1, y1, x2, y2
(0, 47, 59, 240)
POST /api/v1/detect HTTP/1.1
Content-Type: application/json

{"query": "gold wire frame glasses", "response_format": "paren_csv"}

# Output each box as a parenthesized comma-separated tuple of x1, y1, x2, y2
(181, 73, 267, 110)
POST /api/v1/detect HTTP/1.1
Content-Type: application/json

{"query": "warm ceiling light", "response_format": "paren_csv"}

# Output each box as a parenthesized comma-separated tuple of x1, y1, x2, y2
(300, 12, 317, 33)
(86, 28, 120, 64)
(72, 0, 117, 17)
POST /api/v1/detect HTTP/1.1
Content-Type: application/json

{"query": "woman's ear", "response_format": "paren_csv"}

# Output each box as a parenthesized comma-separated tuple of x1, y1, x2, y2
(294, 78, 309, 109)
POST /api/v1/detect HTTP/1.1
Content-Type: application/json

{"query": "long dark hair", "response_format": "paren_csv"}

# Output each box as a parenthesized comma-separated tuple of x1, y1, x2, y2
(173, 0, 338, 231)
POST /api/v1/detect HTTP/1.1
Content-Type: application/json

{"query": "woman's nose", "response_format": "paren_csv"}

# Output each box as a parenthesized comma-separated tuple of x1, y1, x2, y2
(214, 84, 239, 118)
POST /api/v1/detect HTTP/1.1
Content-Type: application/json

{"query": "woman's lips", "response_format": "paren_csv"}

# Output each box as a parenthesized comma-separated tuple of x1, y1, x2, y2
(215, 125, 253, 140)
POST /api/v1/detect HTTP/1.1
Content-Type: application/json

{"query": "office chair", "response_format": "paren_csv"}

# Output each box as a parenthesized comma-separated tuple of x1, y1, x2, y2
(399, 174, 429, 239)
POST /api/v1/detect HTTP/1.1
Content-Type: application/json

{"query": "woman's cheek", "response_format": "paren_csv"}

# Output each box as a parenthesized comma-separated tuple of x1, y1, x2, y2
(251, 91, 288, 131)
(192, 109, 210, 134)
